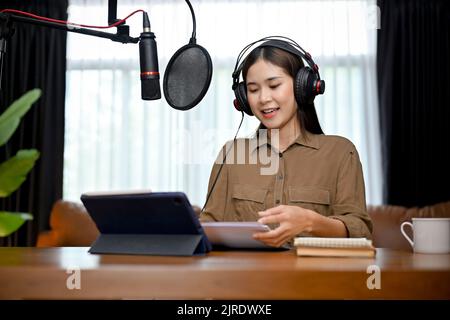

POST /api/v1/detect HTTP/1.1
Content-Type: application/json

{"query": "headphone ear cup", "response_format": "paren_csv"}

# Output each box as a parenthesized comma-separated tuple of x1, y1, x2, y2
(233, 82, 253, 116)
(294, 67, 317, 105)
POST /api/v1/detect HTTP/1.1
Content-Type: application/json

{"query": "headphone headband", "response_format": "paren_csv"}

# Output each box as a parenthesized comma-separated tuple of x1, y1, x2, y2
(232, 36, 321, 90)
(231, 36, 325, 115)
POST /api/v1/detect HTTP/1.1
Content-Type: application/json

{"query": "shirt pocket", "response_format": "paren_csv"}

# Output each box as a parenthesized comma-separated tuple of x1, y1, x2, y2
(231, 184, 268, 220)
(288, 186, 331, 217)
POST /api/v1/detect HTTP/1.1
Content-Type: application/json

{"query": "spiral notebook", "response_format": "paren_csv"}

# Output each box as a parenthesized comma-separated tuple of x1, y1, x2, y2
(294, 237, 376, 258)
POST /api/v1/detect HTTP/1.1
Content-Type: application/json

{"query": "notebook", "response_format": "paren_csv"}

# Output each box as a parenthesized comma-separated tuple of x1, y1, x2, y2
(294, 237, 376, 258)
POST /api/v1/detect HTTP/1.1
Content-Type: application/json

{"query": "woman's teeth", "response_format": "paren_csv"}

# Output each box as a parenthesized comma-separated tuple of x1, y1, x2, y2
(262, 108, 280, 114)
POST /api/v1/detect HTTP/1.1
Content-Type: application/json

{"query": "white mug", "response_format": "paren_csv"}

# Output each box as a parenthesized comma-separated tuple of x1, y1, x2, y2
(400, 218, 450, 254)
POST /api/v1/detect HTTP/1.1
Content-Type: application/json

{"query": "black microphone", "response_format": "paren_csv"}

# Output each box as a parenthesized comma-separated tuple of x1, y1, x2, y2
(139, 12, 161, 100)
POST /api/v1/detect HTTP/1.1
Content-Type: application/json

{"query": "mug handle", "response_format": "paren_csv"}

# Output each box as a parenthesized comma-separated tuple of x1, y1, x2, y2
(400, 221, 414, 248)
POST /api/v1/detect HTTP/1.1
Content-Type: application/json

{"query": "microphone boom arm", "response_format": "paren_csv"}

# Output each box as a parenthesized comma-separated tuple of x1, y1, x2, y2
(0, 12, 140, 44)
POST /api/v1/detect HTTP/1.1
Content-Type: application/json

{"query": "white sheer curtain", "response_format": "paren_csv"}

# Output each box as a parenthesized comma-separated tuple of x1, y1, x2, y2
(65, 0, 382, 206)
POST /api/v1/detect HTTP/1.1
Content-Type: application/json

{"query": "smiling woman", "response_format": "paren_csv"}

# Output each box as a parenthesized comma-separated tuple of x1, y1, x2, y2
(246, 60, 297, 128)
(200, 38, 372, 247)
(242, 42, 324, 152)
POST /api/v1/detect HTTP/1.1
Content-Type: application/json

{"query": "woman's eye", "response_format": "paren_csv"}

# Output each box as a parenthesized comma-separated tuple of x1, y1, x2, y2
(248, 88, 258, 93)
(270, 84, 280, 89)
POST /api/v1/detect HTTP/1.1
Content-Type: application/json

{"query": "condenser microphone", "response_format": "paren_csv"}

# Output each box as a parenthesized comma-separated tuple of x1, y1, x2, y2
(139, 12, 161, 100)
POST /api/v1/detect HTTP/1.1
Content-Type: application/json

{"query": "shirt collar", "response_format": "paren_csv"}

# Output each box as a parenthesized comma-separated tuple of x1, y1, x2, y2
(249, 131, 321, 153)
(293, 132, 321, 150)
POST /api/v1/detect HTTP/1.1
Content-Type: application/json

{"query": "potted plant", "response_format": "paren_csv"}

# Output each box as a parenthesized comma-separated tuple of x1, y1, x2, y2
(0, 89, 41, 237)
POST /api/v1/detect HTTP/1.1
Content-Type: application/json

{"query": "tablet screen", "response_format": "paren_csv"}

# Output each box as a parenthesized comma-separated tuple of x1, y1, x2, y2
(201, 221, 279, 249)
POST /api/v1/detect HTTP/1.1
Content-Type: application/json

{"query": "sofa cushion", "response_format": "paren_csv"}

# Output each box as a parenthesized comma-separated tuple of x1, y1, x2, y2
(36, 200, 99, 247)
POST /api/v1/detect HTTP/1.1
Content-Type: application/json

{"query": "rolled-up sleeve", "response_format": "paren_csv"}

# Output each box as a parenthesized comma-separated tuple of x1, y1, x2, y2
(329, 145, 373, 238)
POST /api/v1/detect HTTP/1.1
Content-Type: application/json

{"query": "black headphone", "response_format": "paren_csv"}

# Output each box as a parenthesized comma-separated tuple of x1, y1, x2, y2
(232, 36, 325, 116)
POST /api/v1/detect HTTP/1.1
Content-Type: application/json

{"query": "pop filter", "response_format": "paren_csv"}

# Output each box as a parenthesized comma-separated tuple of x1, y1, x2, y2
(163, 0, 212, 111)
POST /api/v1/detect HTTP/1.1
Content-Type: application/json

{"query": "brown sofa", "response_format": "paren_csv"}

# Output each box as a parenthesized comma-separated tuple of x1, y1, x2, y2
(36, 200, 100, 247)
(37, 200, 450, 250)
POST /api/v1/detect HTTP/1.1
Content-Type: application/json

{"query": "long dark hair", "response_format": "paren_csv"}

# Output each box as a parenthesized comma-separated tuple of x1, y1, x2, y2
(242, 46, 324, 135)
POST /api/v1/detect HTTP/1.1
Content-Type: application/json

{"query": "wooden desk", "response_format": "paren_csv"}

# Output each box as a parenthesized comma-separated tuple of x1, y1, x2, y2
(0, 247, 449, 299)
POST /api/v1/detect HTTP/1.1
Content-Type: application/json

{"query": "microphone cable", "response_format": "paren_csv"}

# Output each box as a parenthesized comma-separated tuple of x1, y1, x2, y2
(0, 8, 145, 29)
(201, 111, 245, 213)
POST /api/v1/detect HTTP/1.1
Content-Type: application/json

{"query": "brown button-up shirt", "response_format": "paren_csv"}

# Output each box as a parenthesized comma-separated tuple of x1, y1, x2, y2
(200, 132, 372, 239)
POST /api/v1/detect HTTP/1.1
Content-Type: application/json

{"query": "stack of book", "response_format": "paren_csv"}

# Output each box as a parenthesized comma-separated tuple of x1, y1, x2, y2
(294, 237, 376, 258)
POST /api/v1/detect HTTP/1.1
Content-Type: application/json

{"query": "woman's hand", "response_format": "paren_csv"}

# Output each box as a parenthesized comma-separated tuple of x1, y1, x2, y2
(253, 205, 316, 247)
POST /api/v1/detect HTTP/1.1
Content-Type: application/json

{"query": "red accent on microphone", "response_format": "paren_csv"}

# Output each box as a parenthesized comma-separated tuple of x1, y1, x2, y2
(141, 71, 159, 76)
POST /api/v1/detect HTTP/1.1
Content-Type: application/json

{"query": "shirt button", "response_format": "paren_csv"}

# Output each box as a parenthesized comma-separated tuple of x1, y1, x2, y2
(279, 153, 283, 158)
(278, 174, 283, 180)
(276, 200, 280, 204)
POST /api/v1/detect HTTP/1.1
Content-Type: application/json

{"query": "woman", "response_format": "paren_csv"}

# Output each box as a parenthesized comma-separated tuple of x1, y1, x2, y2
(200, 38, 372, 247)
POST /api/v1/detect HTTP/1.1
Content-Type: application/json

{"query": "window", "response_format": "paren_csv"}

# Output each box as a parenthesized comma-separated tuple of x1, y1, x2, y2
(65, 0, 382, 206)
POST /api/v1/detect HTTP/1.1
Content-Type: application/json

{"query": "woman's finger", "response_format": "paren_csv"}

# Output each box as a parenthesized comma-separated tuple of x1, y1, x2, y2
(258, 205, 285, 217)
(253, 227, 284, 240)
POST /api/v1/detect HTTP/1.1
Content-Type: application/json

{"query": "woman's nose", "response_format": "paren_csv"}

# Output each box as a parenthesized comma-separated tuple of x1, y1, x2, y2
(259, 88, 272, 104)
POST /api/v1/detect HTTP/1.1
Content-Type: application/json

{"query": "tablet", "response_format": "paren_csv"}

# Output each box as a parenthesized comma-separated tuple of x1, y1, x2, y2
(80, 191, 211, 256)
(201, 221, 285, 249)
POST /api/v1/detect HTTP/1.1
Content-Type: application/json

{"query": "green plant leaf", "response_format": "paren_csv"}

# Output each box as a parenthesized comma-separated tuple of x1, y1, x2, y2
(0, 212, 33, 237)
(0, 149, 40, 198)
(0, 88, 42, 147)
